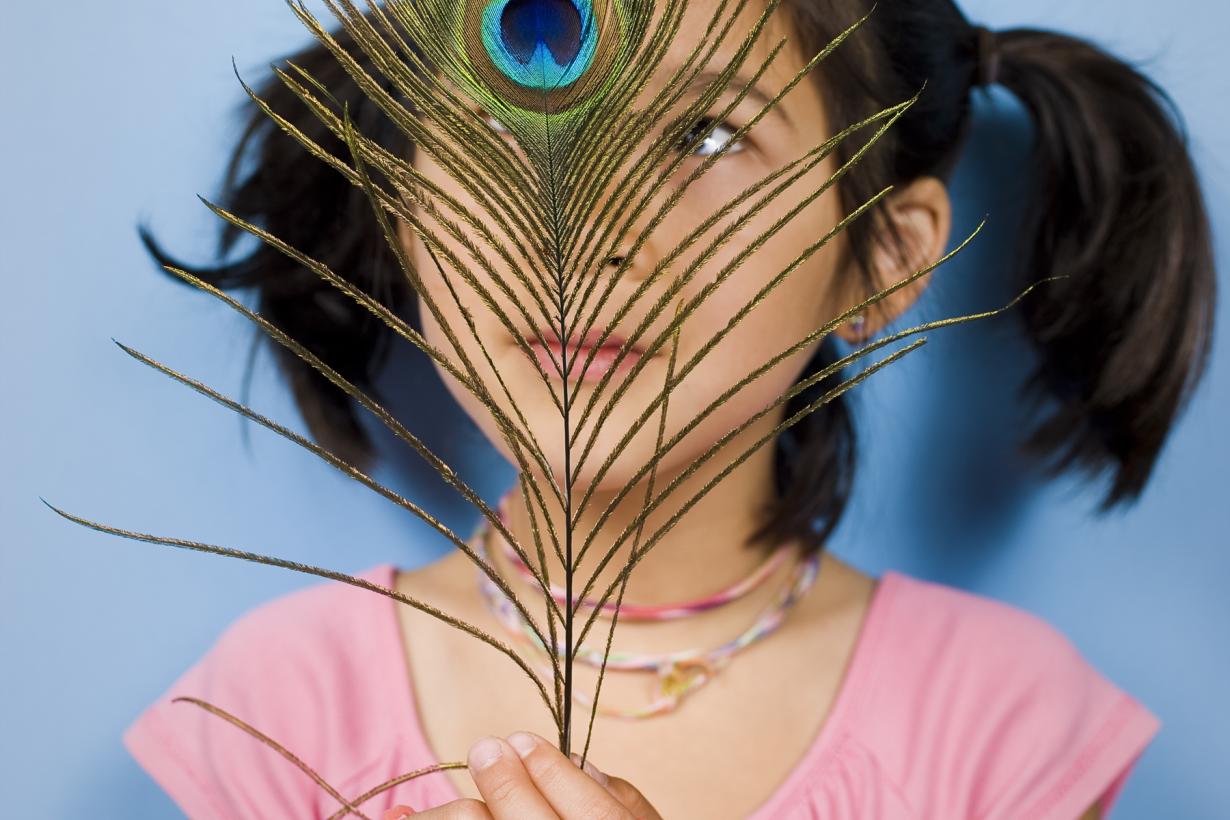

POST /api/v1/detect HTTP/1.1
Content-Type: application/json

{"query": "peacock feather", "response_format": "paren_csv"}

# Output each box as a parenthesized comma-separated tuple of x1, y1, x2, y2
(42, 0, 1058, 814)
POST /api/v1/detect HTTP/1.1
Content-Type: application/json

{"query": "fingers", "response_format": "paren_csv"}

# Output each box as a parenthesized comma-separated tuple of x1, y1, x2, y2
(570, 750, 664, 820)
(596, 774, 666, 820)
(401, 733, 663, 820)
(568, 752, 613, 791)
(393, 799, 493, 819)
(502, 731, 634, 820)
(466, 735, 561, 820)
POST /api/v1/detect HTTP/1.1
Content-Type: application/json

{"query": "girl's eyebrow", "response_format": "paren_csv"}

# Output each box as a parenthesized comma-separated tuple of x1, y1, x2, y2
(683, 69, 794, 130)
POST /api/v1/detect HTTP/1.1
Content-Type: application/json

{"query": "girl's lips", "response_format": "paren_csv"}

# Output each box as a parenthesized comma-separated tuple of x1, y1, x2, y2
(527, 340, 644, 382)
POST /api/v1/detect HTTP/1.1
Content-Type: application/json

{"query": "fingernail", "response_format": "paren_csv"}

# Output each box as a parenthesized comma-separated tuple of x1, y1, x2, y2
(468, 736, 503, 770)
(383, 807, 417, 819)
(569, 752, 610, 787)
(506, 731, 538, 759)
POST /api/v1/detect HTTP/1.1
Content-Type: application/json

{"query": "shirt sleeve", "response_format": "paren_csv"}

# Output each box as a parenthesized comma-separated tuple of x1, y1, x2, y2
(122, 600, 335, 819)
(970, 620, 1162, 820)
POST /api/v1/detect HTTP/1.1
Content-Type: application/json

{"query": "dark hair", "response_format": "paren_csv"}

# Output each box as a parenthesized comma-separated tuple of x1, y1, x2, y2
(138, 1, 1217, 558)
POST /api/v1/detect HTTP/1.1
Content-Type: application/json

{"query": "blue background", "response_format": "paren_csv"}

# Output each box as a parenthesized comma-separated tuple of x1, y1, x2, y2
(3, 0, 1226, 815)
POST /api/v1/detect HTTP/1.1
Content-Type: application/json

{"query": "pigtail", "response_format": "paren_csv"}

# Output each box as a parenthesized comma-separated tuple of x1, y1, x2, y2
(989, 27, 1216, 509)
(135, 25, 419, 472)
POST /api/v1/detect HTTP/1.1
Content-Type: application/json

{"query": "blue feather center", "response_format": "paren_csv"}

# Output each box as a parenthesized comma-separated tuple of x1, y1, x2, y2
(481, 0, 597, 90)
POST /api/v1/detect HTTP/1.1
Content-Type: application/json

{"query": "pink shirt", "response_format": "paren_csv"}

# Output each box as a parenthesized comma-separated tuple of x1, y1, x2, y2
(124, 563, 1161, 818)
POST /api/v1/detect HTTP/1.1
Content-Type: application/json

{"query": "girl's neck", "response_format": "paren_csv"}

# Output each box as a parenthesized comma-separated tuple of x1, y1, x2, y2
(484, 423, 804, 649)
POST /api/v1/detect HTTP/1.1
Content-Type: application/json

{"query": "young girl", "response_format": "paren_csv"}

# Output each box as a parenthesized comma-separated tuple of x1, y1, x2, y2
(124, 0, 1216, 817)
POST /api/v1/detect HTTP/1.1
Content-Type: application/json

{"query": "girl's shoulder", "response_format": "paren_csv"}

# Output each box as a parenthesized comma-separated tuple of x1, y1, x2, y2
(842, 569, 1162, 817)
(123, 562, 408, 819)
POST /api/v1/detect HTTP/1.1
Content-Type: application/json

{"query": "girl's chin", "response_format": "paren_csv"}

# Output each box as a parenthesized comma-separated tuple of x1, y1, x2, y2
(532, 436, 683, 488)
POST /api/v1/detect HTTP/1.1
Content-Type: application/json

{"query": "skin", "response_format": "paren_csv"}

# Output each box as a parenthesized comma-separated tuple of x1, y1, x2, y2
(391, 0, 1106, 816)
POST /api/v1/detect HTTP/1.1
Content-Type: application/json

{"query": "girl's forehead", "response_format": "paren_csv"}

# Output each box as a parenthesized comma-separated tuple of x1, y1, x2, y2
(615, 3, 817, 140)
(640, 0, 809, 101)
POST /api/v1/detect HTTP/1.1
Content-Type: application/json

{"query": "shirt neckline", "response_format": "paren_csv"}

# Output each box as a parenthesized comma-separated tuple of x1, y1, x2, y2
(375, 561, 901, 816)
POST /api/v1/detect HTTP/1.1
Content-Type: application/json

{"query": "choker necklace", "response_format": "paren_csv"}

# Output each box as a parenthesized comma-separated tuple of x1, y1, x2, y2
(471, 502, 821, 719)
(482, 492, 796, 621)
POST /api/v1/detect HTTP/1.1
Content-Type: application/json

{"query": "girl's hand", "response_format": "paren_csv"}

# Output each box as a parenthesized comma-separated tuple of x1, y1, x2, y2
(388, 731, 664, 819)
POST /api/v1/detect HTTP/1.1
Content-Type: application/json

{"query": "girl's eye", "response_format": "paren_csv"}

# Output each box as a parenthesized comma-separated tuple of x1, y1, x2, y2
(481, 109, 743, 157)
(477, 108, 510, 135)
(678, 117, 745, 158)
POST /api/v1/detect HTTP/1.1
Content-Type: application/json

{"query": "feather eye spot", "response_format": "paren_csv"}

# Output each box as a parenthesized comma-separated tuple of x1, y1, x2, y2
(479, 0, 598, 91)
(500, 0, 582, 66)
(460, 0, 626, 115)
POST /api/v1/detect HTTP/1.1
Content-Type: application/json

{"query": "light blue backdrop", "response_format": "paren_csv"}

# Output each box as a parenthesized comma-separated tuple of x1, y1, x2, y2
(3, 0, 1226, 816)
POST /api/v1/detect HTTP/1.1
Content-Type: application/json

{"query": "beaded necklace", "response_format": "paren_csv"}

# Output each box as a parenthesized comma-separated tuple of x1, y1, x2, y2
(471, 495, 821, 719)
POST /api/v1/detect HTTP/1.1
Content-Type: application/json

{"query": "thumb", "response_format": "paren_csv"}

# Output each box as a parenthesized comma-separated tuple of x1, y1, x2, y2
(568, 753, 663, 820)
(568, 751, 612, 790)
(599, 774, 665, 820)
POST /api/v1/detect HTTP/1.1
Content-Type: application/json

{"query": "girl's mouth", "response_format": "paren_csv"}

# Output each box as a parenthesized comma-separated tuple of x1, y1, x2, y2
(525, 334, 645, 382)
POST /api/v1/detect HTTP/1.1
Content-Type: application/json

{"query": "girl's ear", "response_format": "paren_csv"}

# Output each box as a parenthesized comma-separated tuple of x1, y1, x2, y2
(834, 175, 952, 343)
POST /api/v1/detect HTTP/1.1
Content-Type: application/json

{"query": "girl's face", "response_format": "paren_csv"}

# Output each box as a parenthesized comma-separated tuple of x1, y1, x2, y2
(399, 0, 860, 492)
